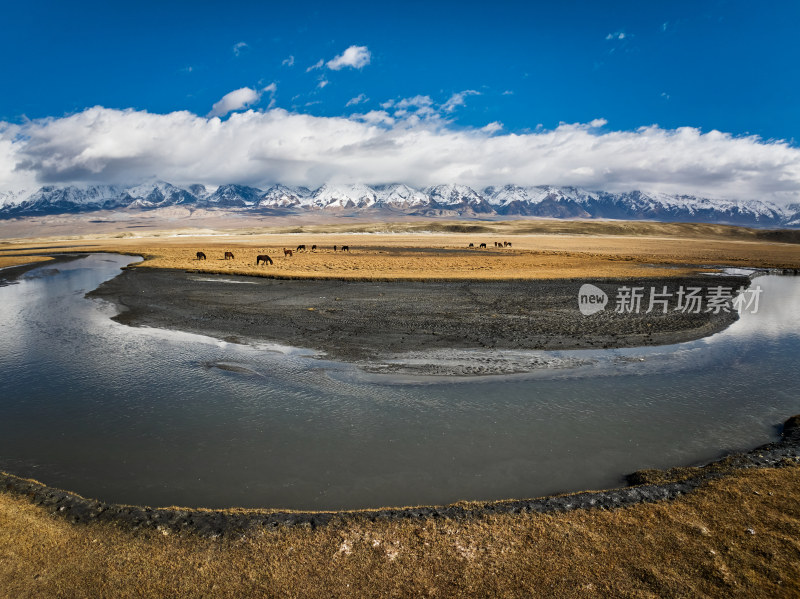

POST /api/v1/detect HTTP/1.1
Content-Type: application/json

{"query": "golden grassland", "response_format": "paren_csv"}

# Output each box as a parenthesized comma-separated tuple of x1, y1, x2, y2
(1, 219, 800, 280)
(0, 466, 798, 598)
(0, 255, 52, 269)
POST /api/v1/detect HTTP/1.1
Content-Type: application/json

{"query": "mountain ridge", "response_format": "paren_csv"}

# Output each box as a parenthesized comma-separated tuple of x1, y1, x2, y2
(0, 181, 796, 228)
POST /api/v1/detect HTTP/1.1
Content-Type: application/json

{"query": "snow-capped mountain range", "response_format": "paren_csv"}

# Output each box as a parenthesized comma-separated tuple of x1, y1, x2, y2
(1, 181, 798, 228)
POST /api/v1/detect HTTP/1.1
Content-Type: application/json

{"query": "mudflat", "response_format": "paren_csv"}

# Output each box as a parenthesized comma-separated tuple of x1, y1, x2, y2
(90, 268, 748, 375)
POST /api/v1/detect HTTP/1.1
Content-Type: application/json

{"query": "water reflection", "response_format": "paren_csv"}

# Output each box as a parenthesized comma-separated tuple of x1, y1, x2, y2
(0, 254, 798, 510)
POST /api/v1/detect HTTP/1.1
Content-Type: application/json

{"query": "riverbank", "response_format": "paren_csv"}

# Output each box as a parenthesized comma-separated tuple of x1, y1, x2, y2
(89, 267, 749, 375)
(2, 219, 800, 283)
(1, 416, 798, 597)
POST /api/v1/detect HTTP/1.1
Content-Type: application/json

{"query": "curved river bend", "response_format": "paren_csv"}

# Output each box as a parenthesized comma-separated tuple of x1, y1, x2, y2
(0, 254, 798, 510)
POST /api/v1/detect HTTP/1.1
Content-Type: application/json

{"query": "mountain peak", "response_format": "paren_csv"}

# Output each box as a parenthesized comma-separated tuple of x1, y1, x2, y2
(0, 181, 794, 227)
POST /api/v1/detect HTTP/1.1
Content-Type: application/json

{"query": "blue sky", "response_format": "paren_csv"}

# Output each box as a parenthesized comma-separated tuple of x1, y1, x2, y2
(2, 0, 797, 139)
(1, 0, 799, 201)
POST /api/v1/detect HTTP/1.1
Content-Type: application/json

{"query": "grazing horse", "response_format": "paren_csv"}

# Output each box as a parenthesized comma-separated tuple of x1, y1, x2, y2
(224, 251, 234, 260)
(468, 243, 474, 247)
(283, 248, 293, 257)
(479, 243, 486, 249)
(341, 245, 350, 252)
(297, 245, 306, 252)
(311, 245, 317, 251)
(333, 245, 337, 252)
(504, 241, 512, 247)
(256, 254, 273, 265)
(196, 251, 206, 260)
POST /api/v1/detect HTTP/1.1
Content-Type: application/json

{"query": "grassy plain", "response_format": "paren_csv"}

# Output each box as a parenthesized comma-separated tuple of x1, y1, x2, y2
(2, 219, 800, 280)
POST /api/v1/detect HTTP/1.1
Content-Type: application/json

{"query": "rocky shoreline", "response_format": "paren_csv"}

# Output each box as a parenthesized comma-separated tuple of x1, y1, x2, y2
(88, 267, 750, 375)
(1, 416, 798, 537)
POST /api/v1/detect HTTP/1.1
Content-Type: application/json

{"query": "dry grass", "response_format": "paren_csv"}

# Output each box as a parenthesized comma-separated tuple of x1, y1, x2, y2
(0, 465, 798, 598)
(0, 255, 53, 269)
(2, 219, 800, 280)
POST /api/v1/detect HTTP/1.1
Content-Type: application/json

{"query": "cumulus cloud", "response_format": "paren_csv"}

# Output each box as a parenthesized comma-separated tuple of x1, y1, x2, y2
(326, 45, 371, 70)
(2, 107, 800, 205)
(208, 87, 260, 117)
(207, 85, 275, 117)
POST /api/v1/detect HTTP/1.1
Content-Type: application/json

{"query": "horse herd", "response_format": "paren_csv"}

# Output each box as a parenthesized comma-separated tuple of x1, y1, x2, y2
(195, 241, 509, 265)
(469, 241, 512, 248)
(195, 244, 350, 265)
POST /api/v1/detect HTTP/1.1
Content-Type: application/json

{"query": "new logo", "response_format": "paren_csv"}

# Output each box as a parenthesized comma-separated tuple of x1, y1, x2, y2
(578, 283, 608, 316)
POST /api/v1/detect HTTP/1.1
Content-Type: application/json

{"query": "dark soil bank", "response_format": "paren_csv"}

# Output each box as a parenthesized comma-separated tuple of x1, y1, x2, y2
(2, 416, 798, 537)
(89, 268, 748, 369)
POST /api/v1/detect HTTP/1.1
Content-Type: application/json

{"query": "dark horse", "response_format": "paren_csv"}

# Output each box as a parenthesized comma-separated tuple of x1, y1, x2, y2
(296, 245, 306, 252)
(478, 243, 486, 249)
(283, 248, 293, 257)
(341, 245, 350, 252)
(224, 251, 234, 260)
(256, 254, 273, 265)
(196, 251, 207, 260)
(311, 245, 317, 251)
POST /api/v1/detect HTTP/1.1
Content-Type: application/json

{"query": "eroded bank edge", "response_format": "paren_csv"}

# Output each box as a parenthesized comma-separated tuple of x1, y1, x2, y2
(1, 416, 798, 538)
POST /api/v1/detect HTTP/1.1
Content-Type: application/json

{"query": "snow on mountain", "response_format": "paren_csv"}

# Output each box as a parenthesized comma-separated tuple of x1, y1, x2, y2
(373, 184, 429, 208)
(204, 184, 262, 207)
(0, 189, 30, 209)
(258, 184, 310, 208)
(121, 181, 198, 209)
(3, 184, 127, 215)
(307, 183, 378, 209)
(0, 180, 796, 227)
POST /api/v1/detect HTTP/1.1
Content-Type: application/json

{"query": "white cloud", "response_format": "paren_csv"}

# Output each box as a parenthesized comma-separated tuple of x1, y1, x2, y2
(232, 41, 248, 56)
(442, 90, 480, 113)
(317, 78, 329, 89)
(346, 94, 369, 107)
(306, 59, 324, 72)
(281, 55, 295, 67)
(207, 85, 275, 117)
(3, 107, 800, 206)
(262, 83, 278, 108)
(326, 45, 371, 70)
(350, 110, 394, 126)
(606, 32, 626, 40)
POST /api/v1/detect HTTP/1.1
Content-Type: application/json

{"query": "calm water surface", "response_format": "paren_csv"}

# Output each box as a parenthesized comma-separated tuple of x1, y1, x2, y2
(0, 254, 798, 510)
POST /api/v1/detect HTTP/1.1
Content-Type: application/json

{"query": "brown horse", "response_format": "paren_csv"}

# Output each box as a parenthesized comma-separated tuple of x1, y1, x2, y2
(256, 254, 273, 265)
(283, 248, 293, 257)
(196, 251, 206, 260)
(224, 251, 234, 260)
